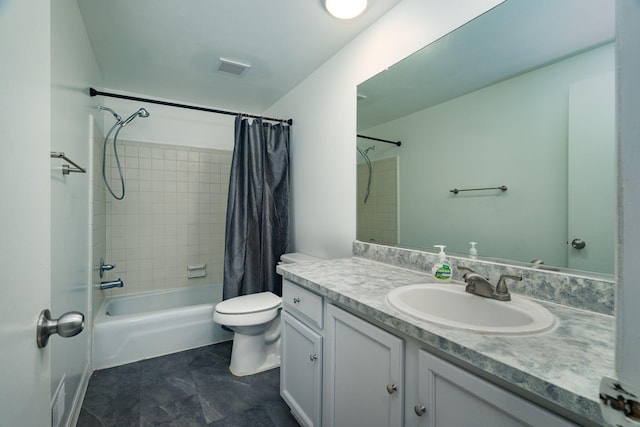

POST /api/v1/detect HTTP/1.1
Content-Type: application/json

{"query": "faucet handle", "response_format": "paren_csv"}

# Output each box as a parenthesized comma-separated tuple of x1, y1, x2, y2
(457, 266, 474, 280)
(99, 257, 116, 278)
(496, 274, 522, 296)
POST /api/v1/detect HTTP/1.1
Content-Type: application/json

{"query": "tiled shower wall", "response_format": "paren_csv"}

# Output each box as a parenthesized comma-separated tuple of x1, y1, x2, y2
(357, 157, 398, 245)
(103, 140, 232, 296)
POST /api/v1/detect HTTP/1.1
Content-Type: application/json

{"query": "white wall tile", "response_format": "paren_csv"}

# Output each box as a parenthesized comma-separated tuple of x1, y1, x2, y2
(106, 140, 232, 295)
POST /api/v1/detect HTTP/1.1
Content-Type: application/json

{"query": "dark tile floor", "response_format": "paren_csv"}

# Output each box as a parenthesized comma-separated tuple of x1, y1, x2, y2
(77, 341, 300, 427)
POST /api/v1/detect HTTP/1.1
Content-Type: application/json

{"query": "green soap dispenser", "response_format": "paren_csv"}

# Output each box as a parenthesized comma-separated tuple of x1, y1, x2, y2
(432, 245, 452, 282)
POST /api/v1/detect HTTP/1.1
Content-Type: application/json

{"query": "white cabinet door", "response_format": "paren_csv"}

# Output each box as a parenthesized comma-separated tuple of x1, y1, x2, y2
(281, 311, 323, 427)
(325, 304, 404, 427)
(417, 350, 577, 427)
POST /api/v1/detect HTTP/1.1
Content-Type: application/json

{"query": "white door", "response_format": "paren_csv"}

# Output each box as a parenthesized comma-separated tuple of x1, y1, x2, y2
(0, 1, 52, 425)
(567, 73, 615, 274)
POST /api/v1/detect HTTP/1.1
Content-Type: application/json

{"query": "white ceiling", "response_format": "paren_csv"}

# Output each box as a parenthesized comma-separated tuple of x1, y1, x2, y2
(77, 0, 402, 114)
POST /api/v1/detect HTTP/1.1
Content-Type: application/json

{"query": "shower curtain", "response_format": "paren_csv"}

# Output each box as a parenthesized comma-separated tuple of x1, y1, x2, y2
(223, 116, 290, 300)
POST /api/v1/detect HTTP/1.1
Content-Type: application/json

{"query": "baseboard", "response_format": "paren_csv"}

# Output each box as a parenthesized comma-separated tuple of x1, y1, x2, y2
(66, 361, 92, 427)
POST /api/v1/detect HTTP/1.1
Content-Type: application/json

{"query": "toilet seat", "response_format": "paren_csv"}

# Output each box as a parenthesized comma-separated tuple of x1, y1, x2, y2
(215, 292, 282, 314)
(214, 292, 282, 327)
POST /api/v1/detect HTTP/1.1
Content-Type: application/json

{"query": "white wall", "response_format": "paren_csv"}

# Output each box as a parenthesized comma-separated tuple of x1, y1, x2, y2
(90, 117, 106, 326)
(101, 94, 235, 150)
(363, 44, 614, 268)
(50, 1, 103, 425)
(264, 0, 504, 259)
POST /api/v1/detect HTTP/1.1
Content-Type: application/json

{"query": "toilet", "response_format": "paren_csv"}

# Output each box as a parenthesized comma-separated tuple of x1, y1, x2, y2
(213, 252, 320, 376)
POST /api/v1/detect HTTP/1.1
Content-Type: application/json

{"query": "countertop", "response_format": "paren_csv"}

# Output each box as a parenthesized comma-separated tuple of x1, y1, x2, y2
(277, 256, 614, 425)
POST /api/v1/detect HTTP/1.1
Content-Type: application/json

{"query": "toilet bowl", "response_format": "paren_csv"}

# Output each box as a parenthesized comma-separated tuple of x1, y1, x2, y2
(214, 292, 282, 376)
(214, 252, 321, 376)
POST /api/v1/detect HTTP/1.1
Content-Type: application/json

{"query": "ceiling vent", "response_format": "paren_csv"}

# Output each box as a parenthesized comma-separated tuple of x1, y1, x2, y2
(218, 57, 251, 77)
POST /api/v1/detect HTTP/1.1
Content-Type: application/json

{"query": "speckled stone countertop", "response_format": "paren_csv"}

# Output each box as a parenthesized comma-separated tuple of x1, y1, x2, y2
(277, 257, 614, 425)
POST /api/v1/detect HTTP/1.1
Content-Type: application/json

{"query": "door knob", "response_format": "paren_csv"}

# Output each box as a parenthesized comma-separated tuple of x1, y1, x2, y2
(386, 384, 397, 394)
(571, 238, 586, 249)
(36, 309, 84, 348)
(414, 405, 427, 416)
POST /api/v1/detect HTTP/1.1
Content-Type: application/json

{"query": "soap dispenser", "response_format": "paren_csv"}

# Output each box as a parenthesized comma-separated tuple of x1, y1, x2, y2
(469, 242, 478, 259)
(432, 245, 452, 282)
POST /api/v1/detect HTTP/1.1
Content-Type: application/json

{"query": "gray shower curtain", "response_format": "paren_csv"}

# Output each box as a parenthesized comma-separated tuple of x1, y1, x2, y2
(223, 116, 290, 300)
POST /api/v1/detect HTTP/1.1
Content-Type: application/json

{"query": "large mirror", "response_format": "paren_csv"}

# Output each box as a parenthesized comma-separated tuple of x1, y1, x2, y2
(356, 0, 615, 275)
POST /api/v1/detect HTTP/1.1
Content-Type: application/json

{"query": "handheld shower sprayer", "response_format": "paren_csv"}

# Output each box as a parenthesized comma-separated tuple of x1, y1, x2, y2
(121, 108, 150, 127)
(100, 106, 150, 200)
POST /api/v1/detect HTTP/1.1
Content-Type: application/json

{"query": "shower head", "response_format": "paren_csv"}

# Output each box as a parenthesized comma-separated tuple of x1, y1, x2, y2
(99, 106, 122, 122)
(121, 108, 150, 127)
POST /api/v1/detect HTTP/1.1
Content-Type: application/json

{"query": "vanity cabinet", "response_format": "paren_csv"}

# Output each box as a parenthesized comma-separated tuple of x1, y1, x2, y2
(281, 279, 578, 427)
(415, 350, 577, 427)
(324, 304, 404, 427)
(280, 280, 324, 427)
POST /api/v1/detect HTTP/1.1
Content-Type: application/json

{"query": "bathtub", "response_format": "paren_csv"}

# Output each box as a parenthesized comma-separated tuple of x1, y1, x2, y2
(92, 284, 232, 369)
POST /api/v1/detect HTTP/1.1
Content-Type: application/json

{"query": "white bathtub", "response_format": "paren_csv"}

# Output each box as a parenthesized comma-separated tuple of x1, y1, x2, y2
(92, 284, 232, 369)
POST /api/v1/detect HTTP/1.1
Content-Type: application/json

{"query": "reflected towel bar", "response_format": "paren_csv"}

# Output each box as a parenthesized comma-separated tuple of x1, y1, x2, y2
(450, 185, 507, 194)
(50, 152, 86, 175)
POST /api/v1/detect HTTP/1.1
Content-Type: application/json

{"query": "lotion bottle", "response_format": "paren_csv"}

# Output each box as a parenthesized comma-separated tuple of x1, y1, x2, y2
(432, 245, 452, 282)
(469, 242, 478, 259)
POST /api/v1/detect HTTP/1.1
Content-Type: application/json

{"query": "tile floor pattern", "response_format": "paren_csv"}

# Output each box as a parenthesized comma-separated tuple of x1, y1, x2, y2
(78, 342, 300, 426)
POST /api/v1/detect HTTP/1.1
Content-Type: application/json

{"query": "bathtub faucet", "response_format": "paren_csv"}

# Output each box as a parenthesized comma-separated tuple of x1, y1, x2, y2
(99, 278, 124, 290)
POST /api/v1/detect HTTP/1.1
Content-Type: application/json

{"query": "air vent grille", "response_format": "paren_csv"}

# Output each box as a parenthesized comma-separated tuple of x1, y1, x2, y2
(218, 57, 251, 76)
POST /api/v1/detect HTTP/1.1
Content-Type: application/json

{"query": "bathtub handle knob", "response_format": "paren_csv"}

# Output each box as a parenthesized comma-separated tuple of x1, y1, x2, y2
(99, 257, 116, 279)
(36, 309, 85, 348)
(293, 297, 301, 304)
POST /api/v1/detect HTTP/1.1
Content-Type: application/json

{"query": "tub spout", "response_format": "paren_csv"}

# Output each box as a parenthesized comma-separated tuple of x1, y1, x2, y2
(100, 278, 124, 290)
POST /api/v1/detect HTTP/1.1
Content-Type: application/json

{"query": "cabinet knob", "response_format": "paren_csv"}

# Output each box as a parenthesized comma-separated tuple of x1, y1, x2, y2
(293, 297, 301, 304)
(386, 384, 397, 394)
(414, 405, 427, 416)
(309, 354, 318, 362)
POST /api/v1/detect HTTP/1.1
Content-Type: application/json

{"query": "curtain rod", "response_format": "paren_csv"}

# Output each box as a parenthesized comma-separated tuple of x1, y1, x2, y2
(357, 134, 401, 147)
(89, 87, 293, 125)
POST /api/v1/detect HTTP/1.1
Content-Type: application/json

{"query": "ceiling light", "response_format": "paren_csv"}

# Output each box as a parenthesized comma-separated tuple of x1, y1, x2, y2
(325, 0, 367, 20)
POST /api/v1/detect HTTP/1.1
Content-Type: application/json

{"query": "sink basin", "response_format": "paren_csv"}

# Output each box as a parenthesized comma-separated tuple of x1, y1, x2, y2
(387, 284, 554, 334)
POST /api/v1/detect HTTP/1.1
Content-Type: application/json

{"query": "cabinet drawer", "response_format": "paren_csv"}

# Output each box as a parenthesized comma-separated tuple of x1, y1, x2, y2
(283, 279, 323, 329)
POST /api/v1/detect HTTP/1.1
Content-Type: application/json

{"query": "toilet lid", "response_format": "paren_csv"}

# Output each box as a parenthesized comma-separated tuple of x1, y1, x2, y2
(216, 292, 282, 314)
(280, 252, 321, 263)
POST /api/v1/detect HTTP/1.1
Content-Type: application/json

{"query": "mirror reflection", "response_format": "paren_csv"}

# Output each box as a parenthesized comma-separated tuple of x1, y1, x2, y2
(356, 0, 615, 274)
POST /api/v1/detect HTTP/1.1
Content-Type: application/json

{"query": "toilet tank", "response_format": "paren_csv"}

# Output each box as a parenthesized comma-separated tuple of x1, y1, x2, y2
(280, 252, 321, 264)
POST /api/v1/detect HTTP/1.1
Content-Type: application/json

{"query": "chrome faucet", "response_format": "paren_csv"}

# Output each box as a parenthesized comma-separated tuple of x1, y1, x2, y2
(462, 272, 522, 301)
(99, 278, 124, 290)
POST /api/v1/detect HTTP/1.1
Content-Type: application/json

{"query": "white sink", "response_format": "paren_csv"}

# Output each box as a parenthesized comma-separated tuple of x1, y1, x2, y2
(387, 284, 554, 335)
